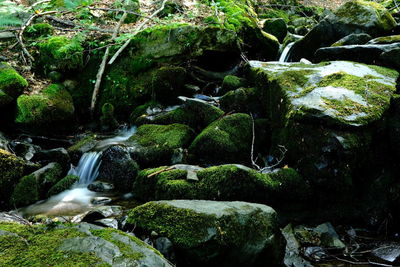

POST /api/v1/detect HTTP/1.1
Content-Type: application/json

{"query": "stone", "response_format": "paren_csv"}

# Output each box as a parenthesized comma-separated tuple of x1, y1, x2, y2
(47, 175, 79, 197)
(88, 181, 114, 192)
(331, 33, 372, 46)
(0, 62, 28, 108)
(32, 147, 71, 172)
(263, 18, 287, 43)
(128, 200, 285, 266)
(289, 0, 396, 61)
(0, 222, 171, 266)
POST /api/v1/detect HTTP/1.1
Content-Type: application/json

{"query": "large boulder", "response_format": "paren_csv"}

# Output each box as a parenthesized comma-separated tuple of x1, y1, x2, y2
(289, 0, 396, 61)
(248, 60, 399, 198)
(0, 62, 27, 108)
(98, 145, 139, 192)
(189, 113, 252, 165)
(132, 164, 311, 210)
(128, 123, 195, 167)
(15, 84, 75, 133)
(0, 149, 25, 209)
(0, 222, 171, 266)
(127, 200, 285, 267)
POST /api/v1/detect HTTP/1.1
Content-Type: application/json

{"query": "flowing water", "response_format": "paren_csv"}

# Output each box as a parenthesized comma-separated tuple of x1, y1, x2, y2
(21, 126, 137, 216)
(279, 42, 295, 62)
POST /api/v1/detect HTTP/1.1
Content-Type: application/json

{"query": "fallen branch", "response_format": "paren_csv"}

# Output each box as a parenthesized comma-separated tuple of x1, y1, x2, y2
(17, 10, 57, 63)
(259, 145, 287, 173)
(90, 12, 127, 116)
(147, 166, 175, 178)
(250, 113, 261, 170)
(108, 0, 168, 65)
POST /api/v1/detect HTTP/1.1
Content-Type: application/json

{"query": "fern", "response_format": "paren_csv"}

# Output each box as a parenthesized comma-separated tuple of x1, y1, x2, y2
(0, 0, 26, 28)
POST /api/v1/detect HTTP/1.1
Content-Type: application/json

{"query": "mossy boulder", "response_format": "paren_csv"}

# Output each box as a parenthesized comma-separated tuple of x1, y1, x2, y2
(37, 35, 84, 72)
(100, 103, 118, 131)
(127, 200, 285, 266)
(219, 87, 263, 115)
(47, 175, 79, 197)
(10, 162, 63, 208)
(331, 33, 372, 46)
(135, 98, 224, 131)
(368, 35, 400, 45)
(289, 0, 396, 61)
(0, 149, 25, 209)
(263, 18, 287, 43)
(15, 84, 75, 133)
(248, 60, 399, 198)
(151, 66, 187, 103)
(189, 113, 252, 165)
(220, 75, 247, 95)
(0, 222, 171, 266)
(0, 62, 28, 108)
(132, 164, 311, 210)
(67, 134, 98, 163)
(128, 123, 195, 167)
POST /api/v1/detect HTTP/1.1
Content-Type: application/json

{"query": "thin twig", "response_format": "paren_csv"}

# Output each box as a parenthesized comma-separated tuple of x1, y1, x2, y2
(108, 0, 168, 65)
(250, 113, 261, 170)
(90, 12, 127, 116)
(28, 0, 50, 10)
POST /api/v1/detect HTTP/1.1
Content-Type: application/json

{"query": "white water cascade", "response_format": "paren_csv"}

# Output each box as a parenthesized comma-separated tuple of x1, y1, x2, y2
(68, 152, 102, 185)
(279, 42, 295, 62)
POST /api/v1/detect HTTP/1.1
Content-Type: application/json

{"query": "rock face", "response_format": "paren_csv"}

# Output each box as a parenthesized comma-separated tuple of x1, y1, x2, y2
(289, 0, 396, 61)
(0, 222, 172, 267)
(127, 200, 285, 267)
(248, 60, 399, 199)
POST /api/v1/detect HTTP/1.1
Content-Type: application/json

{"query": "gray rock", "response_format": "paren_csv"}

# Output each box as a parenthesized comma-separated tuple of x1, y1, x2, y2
(88, 181, 114, 192)
(155, 237, 175, 261)
(95, 218, 119, 229)
(331, 33, 372, 46)
(128, 200, 285, 266)
(32, 147, 71, 172)
(73, 206, 123, 223)
(282, 224, 313, 267)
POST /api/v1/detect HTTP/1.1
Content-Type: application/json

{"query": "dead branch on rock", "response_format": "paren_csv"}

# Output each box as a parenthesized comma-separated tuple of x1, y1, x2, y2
(108, 0, 169, 65)
(250, 113, 261, 170)
(147, 166, 176, 178)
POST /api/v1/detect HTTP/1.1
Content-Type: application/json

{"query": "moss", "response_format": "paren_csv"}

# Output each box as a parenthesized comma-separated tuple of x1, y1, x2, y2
(100, 103, 118, 131)
(67, 134, 97, 155)
(220, 87, 263, 114)
(151, 66, 187, 103)
(127, 202, 216, 248)
(15, 84, 75, 130)
(129, 101, 160, 122)
(37, 35, 84, 72)
(275, 69, 314, 93)
(221, 75, 246, 94)
(47, 175, 79, 197)
(189, 113, 252, 164)
(0, 62, 28, 99)
(0, 223, 108, 266)
(26, 23, 53, 38)
(0, 149, 25, 208)
(262, 18, 287, 43)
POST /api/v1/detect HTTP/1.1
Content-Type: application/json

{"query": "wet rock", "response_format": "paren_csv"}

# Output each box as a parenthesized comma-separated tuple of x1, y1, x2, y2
(331, 33, 372, 46)
(67, 134, 97, 163)
(32, 147, 70, 172)
(290, 0, 396, 61)
(73, 206, 123, 223)
(155, 237, 175, 261)
(88, 181, 114, 192)
(294, 223, 345, 249)
(98, 145, 138, 192)
(371, 243, 400, 263)
(0, 222, 172, 266)
(128, 200, 285, 267)
(282, 224, 313, 267)
(368, 34, 400, 44)
(0, 212, 30, 225)
(95, 218, 119, 229)
(91, 197, 112, 205)
(314, 43, 400, 64)
(8, 139, 40, 161)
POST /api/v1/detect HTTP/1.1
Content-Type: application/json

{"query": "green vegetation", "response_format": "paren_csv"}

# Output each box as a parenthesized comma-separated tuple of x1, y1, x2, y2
(47, 175, 79, 197)
(26, 23, 54, 38)
(0, 62, 28, 106)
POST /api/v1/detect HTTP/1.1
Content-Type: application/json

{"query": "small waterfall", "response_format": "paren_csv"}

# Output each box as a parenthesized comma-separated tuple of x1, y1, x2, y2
(68, 152, 102, 184)
(279, 42, 295, 62)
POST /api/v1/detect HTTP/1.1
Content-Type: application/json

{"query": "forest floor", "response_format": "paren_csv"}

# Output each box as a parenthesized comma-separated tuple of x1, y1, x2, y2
(300, 0, 352, 9)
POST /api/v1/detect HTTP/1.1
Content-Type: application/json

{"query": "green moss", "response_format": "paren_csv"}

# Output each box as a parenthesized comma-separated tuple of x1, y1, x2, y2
(10, 174, 39, 208)
(0, 149, 25, 208)
(0, 62, 28, 99)
(276, 69, 314, 92)
(37, 35, 83, 71)
(0, 223, 108, 266)
(221, 75, 246, 94)
(67, 134, 97, 155)
(26, 23, 53, 38)
(15, 84, 74, 129)
(47, 175, 79, 197)
(127, 202, 216, 248)
(151, 66, 187, 103)
(189, 113, 252, 164)
(100, 103, 118, 131)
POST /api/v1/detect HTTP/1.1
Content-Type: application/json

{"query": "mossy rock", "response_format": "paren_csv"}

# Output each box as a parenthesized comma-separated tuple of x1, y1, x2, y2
(0, 222, 171, 266)
(10, 162, 63, 208)
(0, 62, 27, 107)
(219, 87, 263, 115)
(262, 18, 287, 43)
(0, 149, 25, 209)
(368, 34, 400, 45)
(26, 23, 54, 38)
(100, 103, 118, 131)
(127, 200, 285, 266)
(135, 98, 224, 131)
(289, 0, 396, 61)
(15, 84, 75, 133)
(128, 123, 195, 167)
(37, 35, 84, 72)
(67, 134, 98, 163)
(151, 66, 187, 103)
(220, 75, 247, 95)
(132, 164, 311, 209)
(331, 33, 372, 47)
(189, 113, 252, 165)
(47, 175, 79, 197)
